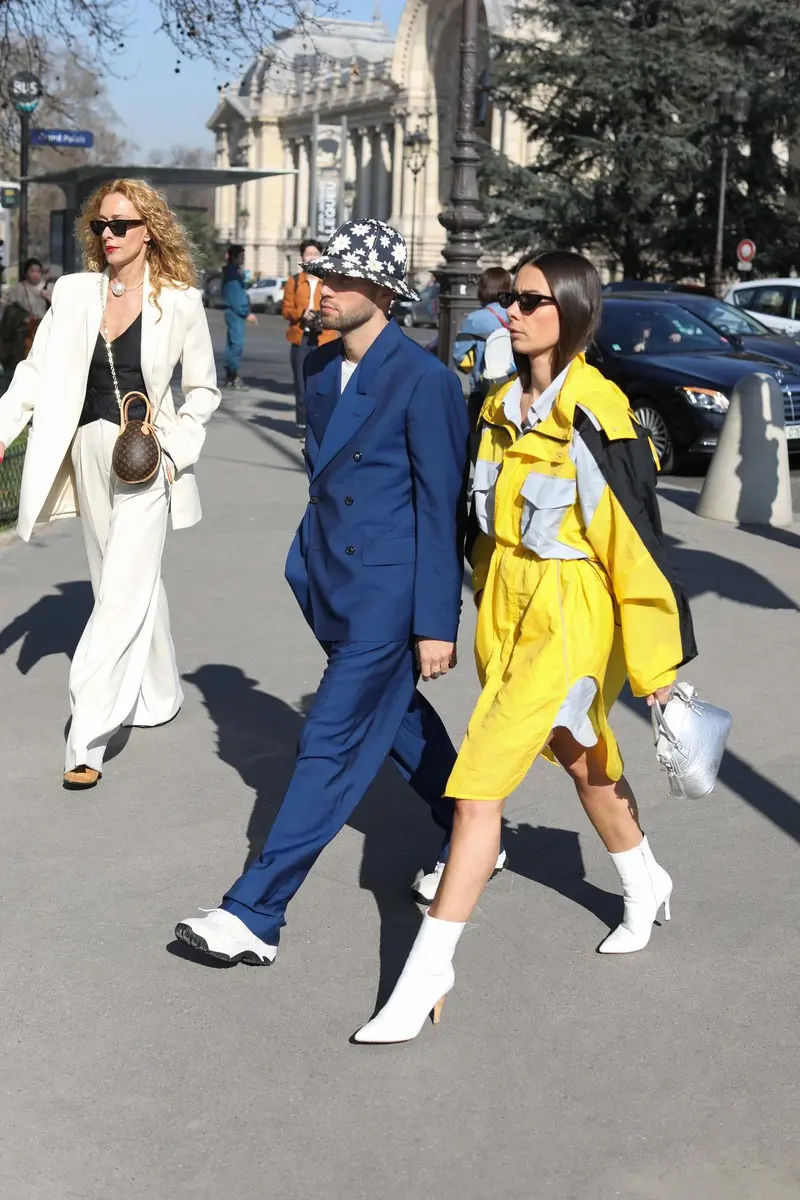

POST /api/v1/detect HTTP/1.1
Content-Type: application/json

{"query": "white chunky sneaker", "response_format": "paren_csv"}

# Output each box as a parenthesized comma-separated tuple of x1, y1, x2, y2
(411, 848, 507, 905)
(174, 909, 277, 965)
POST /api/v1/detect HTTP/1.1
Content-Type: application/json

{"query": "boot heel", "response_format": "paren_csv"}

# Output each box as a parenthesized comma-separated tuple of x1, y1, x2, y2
(663, 892, 672, 921)
(432, 995, 447, 1025)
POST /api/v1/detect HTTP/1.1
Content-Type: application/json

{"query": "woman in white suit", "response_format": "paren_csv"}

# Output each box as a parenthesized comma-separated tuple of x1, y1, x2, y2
(0, 178, 220, 788)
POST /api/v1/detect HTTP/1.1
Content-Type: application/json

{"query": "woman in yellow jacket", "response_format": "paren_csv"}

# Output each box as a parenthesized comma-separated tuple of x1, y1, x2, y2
(355, 250, 697, 1044)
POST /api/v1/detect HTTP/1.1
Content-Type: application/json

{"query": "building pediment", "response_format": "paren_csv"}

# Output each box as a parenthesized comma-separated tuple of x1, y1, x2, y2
(207, 92, 253, 132)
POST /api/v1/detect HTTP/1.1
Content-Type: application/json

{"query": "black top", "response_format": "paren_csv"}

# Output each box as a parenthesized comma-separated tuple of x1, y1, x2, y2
(80, 313, 147, 427)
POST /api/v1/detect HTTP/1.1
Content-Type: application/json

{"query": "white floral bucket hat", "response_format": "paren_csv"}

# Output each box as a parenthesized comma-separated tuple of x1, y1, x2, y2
(305, 219, 419, 301)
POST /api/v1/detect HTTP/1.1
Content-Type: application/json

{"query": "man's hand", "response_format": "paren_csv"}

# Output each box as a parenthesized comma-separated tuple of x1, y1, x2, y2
(0, 442, 5, 465)
(647, 686, 673, 708)
(246, 313, 257, 325)
(416, 638, 457, 682)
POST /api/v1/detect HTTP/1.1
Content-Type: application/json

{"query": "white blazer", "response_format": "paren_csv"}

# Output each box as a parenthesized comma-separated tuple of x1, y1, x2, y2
(0, 267, 221, 541)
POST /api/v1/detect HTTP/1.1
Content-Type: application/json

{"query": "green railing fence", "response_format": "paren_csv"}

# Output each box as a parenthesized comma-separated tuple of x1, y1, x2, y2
(0, 431, 26, 528)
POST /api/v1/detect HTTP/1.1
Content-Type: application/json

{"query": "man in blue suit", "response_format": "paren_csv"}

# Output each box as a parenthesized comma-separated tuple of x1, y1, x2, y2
(177, 220, 504, 966)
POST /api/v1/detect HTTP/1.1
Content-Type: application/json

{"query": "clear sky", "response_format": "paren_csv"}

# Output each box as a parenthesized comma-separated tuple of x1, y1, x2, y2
(106, 0, 407, 159)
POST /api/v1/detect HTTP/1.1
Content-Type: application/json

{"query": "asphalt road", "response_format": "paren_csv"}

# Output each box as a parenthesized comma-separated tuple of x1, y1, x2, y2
(1, 318, 798, 1199)
(210, 310, 800, 513)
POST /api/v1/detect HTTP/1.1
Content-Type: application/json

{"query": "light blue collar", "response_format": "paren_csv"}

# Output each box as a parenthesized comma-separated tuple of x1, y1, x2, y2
(503, 362, 572, 433)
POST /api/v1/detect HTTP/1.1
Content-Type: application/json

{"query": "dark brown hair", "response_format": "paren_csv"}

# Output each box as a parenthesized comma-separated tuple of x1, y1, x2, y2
(513, 249, 602, 386)
(478, 265, 512, 307)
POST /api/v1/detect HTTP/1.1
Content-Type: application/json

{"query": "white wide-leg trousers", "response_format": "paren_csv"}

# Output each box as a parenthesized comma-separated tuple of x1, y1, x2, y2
(66, 421, 183, 772)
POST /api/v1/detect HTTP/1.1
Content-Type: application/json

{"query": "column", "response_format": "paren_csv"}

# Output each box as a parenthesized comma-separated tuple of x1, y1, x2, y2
(357, 128, 372, 218)
(283, 140, 295, 239)
(390, 117, 405, 227)
(376, 127, 392, 221)
(297, 137, 311, 234)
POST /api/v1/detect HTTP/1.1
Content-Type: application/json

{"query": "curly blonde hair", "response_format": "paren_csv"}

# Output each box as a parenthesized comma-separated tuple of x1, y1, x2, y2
(77, 178, 199, 312)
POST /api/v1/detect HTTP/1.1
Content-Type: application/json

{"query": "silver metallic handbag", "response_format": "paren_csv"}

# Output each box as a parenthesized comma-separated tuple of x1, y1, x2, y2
(651, 682, 732, 800)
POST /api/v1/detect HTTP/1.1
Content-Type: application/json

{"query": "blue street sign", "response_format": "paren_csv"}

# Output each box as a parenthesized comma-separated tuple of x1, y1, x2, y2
(30, 129, 94, 148)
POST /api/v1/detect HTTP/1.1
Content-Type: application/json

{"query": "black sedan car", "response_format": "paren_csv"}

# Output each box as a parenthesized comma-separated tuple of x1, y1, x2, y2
(590, 298, 800, 470)
(610, 289, 800, 371)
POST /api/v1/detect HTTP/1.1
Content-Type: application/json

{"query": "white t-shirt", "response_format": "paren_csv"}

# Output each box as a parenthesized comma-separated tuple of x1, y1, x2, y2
(341, 358, 358, 392)
(307, 274, 320, 307)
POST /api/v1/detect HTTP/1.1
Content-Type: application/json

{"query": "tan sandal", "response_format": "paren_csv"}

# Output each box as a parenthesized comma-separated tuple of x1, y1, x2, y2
(63, 765, 102, 790)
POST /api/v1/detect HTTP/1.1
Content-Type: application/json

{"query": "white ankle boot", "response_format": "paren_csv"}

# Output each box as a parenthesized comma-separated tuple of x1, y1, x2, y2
(412, 849, 507, 905)
(599, 836, 672, 954)
(353, 914, 465, 1044)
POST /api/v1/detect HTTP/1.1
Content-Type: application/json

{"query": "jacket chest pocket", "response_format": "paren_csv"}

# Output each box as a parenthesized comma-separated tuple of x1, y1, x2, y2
(471, 458, 501, 537)
(519, 473, 586, 561)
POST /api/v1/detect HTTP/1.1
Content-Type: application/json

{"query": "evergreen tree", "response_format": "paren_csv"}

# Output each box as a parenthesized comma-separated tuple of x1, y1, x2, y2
(485, 0, 800, 280)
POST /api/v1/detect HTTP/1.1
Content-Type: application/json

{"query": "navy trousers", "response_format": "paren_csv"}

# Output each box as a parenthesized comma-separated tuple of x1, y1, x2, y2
(223, 310, 245, 377)
(221, 640, 457, 943)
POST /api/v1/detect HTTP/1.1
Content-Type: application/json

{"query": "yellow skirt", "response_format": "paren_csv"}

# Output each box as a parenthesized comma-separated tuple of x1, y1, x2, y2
(446, 547, 627, 802)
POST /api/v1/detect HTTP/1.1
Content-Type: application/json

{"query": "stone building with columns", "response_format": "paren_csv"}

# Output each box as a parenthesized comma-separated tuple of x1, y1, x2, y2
(207, 0, 531, 283)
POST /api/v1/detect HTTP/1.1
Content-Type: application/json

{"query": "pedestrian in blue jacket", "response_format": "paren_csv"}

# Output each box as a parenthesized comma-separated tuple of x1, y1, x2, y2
(176, 219, 506, 966)
(453, 266, 513, 425)
(221, 244, 256, 389)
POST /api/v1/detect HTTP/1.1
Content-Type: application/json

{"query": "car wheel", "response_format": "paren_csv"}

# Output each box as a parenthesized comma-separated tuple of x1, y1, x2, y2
(264, 298, 275, 315)
(403, 312, 414, 327)
(633, 403, 675, 473)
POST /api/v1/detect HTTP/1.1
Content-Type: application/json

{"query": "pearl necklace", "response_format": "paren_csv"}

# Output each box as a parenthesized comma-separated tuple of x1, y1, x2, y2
(110, 277, 144, 298)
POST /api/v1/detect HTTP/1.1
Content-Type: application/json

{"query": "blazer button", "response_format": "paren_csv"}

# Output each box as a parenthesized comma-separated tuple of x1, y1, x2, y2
(353, 452, 362, 462)
(309, 496, 317, 505)
(344, 496, 354, 506)
(345, 545, 355, 555)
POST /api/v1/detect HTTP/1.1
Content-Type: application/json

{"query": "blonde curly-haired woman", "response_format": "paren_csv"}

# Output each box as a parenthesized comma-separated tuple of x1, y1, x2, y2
(0, 178, 220, 788)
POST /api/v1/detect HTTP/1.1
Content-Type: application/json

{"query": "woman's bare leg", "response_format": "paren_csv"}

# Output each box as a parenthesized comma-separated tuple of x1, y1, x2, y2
(549, 728, 642, 852)
(429, 798, 505, 923)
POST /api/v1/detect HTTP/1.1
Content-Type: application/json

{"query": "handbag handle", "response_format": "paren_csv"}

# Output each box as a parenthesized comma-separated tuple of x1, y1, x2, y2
(651, 699, 679, 748)
(119, 390, 153, 432)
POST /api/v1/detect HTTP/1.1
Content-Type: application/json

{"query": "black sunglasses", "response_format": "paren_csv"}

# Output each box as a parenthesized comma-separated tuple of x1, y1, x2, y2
(90, 218, 145, 237)
(497, 290, 558, 315)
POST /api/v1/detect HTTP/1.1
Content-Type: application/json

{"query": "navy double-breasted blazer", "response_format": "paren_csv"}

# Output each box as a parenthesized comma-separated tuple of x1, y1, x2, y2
(284, 319, 470, 643)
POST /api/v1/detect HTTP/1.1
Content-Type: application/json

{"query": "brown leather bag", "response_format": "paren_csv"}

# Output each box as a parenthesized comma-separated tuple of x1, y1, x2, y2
(112, 391, 162, 485)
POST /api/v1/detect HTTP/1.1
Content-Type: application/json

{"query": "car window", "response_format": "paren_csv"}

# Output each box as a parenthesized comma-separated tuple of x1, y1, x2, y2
(789, 288, 800, 320)
(264, 278, 278, 288)
(691, 301, 769, 337)
(731, 288, 754, 307)
(599, 305, 726, 355)
(747, 286, 790, 318)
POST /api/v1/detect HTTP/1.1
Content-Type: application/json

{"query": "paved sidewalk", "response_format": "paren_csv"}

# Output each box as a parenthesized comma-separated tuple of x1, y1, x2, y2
(0, 384, 798, 1200)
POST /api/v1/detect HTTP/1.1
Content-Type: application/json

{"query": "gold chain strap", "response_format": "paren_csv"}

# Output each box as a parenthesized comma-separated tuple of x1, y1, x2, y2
(98, 273, 161, 431)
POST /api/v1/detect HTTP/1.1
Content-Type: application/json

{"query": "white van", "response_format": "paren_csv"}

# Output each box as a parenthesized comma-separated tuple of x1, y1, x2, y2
(725, 278, 800, 339)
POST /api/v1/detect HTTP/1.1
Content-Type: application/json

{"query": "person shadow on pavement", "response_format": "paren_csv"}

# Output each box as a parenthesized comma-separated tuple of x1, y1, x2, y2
(179, 662, 620, 994)
(0, 580, 92, 674)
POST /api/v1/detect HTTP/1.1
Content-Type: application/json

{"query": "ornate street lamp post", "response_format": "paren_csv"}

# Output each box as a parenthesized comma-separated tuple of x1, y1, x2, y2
(403, 124, 431, 290)
(709, 83, 750, 297)
(436, 0, 485, 365)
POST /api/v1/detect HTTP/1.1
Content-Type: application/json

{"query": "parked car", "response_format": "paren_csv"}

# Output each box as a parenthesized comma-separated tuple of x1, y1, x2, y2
(611, 290, 800, 370)
(247, 276, 286, 314)
(589, 298, 800, 470)
(394, 282, 440, 328)
(411, 282, 440, 327)
(202, 273, 223, 309)
(604, 280, 715, 297)
(725, 278, 800, 339)
(392, 295, 415, 326)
